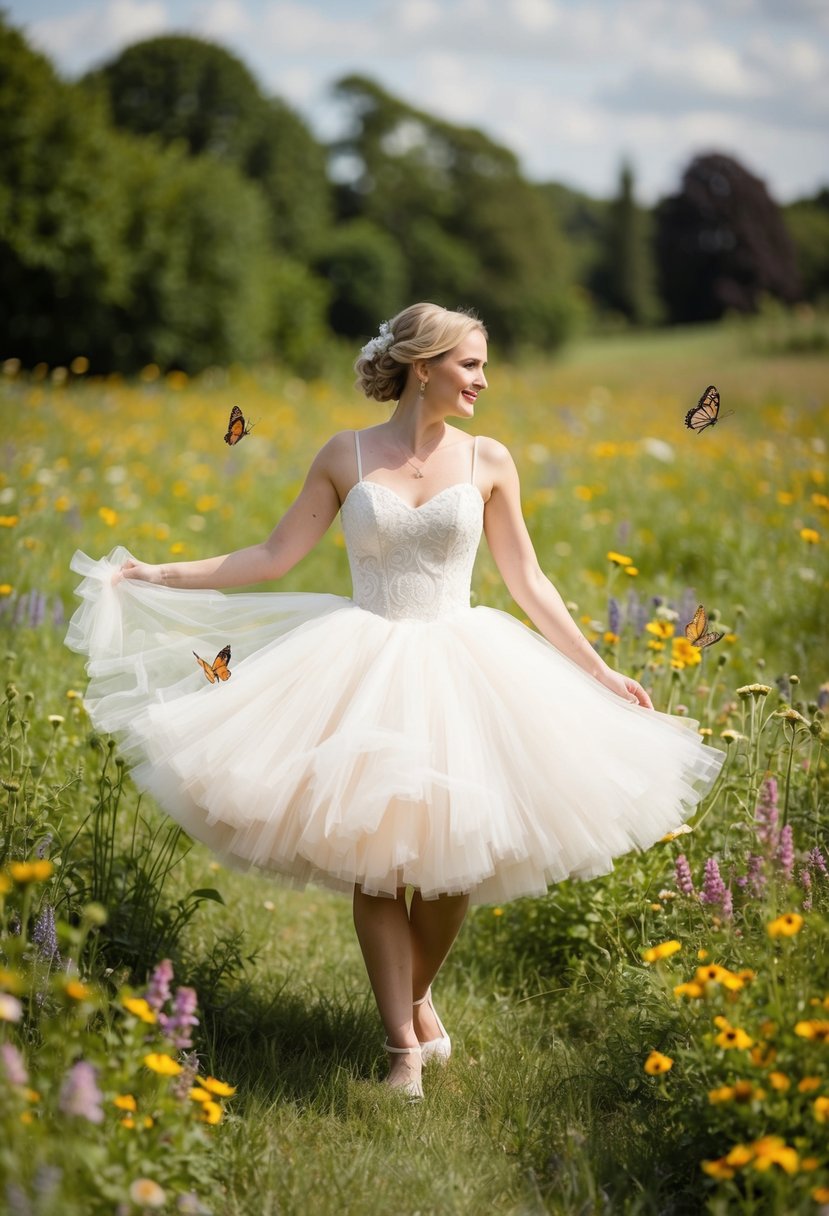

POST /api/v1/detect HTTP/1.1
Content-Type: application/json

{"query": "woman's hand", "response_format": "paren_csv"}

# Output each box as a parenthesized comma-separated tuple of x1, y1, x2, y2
(598, 668, 654, 709)
(117, 559, 165, 585)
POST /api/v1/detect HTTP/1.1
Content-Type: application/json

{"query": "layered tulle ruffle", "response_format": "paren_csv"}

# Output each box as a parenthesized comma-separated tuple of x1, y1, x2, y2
(66, 548, 723, 904)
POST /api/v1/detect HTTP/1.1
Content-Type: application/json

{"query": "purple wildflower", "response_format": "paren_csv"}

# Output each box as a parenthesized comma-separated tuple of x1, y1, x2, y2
(674, 854, 695, 896)
(776, 824, 795, 879)
(808, 847, 828, 877)
(608, 596, 621, 636)
(145, 958, 173, 1012)
(699, 857, 727, 905)
(51, 597, 65, 628)
(800, 867, 812, 891)
(58, 1061, 104, 1123)
(803, 895, 813, 912)
(0, 1042, 28, 1086)
(13, 593, 28, 627)
(32, 904, 60, 963)
(159, 986, 199, 1049)
(29, 590, 46, 628)
(745, 854, 767, 896)
(755, 777, 779, 849)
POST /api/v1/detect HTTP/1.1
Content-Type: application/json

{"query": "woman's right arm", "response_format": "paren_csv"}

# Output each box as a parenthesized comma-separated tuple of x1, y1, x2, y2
(120, 435, 346, 590)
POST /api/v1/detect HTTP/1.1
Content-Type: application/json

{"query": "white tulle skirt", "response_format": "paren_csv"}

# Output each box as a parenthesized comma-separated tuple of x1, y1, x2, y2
(65, 548, 723, 905)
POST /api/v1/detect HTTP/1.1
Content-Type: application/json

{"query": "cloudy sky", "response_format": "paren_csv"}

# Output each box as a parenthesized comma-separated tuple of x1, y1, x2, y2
(11, 0, 829, 203)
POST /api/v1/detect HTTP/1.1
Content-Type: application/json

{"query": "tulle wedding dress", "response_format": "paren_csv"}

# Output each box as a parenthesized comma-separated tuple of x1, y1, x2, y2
(66, 435, 723, 904)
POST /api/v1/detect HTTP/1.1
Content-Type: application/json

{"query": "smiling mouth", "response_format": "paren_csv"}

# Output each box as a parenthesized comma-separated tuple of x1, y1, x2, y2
(462, 390, 478, 402)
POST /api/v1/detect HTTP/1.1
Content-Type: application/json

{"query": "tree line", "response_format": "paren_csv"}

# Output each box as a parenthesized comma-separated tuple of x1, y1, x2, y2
(1, 17, 827, 374)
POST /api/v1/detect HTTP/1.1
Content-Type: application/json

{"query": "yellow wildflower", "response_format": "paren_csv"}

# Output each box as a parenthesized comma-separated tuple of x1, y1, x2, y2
(751, 1136, 798, 1175)
(799, 528, 819, 544)
(122, 997, 157, 1024)
(812, 1187, 829, 1203)
(701, 1158, 735, 1179)
(189, 1087, 212, 1103)
(695, 963, 731, 985)
(606, 550, 632, 566)
(646, 620, 675, 639)
(200, 1100, 223, 1124)
(725, 1144, 755, 1168)
(767, 912, 803, 938)
(796, 1020, 829, 1042)
(64, 981, 92, 1002)
(98, 507, 118, 527)
(200, 1076, 237, 1097)
(143, 1053, 182, 1076)
(644, 1050, 673, 1075)
(9, 860, 54, 884)
(0, 516, 19, 527)
(708, 1085, 735, 1104)
(673, 982, 704, 999)
(624, 566, 638, 576)
(768, 1072, 790, 1091)
(0, 584, 12, 595)
(798, 1077, 821, 1093)
(642, 940, 681, 963)
(114, 1094, 137, 1111)
(715, 1025, 753, 1050)
(671, 637, 702, 668)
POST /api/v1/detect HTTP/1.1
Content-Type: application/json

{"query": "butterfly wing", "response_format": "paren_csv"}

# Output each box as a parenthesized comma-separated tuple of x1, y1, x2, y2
(224, 405, 250, 446)
(684, 605, 724, 649)
(685, 385, 720, 432)
(194, 645, 232, 682)
(211, 645, 232, 681)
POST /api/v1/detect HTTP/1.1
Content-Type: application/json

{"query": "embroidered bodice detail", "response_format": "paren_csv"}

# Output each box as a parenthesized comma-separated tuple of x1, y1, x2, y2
(340, 437, 483, 622)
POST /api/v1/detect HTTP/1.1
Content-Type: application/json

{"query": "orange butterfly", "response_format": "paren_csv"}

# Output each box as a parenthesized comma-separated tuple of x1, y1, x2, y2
(685, 385, 734, 433)
(193, 645, 232, 683)
(684, 605, 724, 650)
(223, 405, 253, 446)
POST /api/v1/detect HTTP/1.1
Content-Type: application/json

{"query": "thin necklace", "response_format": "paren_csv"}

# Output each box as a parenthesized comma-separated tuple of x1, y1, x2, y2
(395, 433, 444, 478)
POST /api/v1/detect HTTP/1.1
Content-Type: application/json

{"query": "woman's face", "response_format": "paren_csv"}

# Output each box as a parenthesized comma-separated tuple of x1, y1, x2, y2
(425, 330, 488, 418)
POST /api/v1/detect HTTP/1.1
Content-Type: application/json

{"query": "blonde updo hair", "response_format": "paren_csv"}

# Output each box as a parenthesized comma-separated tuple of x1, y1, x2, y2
(354, 302, 487, 403)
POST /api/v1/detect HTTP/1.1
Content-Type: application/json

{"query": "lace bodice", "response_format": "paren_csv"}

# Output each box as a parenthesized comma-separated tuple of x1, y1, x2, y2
(340, 436, 484, 622)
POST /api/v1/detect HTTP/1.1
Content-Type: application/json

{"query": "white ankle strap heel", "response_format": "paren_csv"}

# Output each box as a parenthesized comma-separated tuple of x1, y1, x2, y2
(413, 988, 451, 1065)
(382, 1042, 424, 1100)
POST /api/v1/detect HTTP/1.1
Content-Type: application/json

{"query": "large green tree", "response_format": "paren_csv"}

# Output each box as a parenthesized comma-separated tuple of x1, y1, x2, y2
(88, 36, 330, 256)
(331, 76, 578, 348)
(784, 190, 829, 303)
(595, 162, 660, 324)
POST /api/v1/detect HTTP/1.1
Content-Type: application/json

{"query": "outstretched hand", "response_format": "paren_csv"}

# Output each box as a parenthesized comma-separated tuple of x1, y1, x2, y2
(600, 669, 654, 709)
(116, 559, 165, 585)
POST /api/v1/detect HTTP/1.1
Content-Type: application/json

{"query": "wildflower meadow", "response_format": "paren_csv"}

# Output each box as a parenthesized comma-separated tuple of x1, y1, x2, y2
(1, 319, 828, 1214)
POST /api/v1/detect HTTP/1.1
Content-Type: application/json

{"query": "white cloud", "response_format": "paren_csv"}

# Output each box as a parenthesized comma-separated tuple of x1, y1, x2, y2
(28, 0, 170, 70)
(196, 0, 253, 39)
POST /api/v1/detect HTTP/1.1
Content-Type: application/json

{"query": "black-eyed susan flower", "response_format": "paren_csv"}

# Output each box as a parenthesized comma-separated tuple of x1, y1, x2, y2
(200, 1100, 223, 1124)
(767, 912, 803, 938)
(715, 1024, 753, 1050)
(644, 1050, 673, 1075)
(606, 551, 633, 566)
(642, 939, 681, 963)
(725, 1144, 755, 1168)
(751, 1136, 798, 1175)
(143, 1052, 182, 1076)
(795, 1020, 829, 1043)
(646, 619, 674, 639)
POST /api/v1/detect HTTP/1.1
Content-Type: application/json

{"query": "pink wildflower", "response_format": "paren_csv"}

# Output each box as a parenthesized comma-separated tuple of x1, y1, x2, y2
(145, 959, 174, 1012)
(776, 824, 795, 879)
(159, 986, 199, 1050)
(0, 1042, 28, 1086)
(755, 777, 779, 849)
(58, 1060, 104, 1123)
(674, 854, 695, 896)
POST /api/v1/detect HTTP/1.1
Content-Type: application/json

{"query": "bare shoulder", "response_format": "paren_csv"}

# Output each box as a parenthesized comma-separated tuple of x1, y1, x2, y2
(308, 429, 361, 504)
(474, 434, 518, 500)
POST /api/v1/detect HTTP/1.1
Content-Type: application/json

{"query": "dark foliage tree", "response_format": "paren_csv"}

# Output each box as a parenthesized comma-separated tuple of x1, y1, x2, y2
(655, 153, 801, 322)
(331, 76, 577, 349)
(312, 219, 407, 337)
(88, 36, 330, 255)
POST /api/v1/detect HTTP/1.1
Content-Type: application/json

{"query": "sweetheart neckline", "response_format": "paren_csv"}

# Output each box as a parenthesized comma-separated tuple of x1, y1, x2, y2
(341, 479, 484, 513)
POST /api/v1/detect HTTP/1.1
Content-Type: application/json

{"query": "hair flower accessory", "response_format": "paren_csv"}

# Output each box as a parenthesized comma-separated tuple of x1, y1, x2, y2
(360, 321, 394, 360)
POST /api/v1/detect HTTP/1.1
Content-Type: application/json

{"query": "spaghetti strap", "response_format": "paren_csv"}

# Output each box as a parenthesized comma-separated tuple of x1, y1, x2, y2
(354, 430, 363, 482)
(470, 435, 478, 487)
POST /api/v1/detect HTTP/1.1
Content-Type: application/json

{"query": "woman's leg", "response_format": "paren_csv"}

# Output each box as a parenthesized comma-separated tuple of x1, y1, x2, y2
(353, 886, 421, 1087)
(408, 890, 469, 1041)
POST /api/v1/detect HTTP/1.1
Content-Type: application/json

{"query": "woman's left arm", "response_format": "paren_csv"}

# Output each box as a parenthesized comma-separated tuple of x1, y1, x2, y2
(481, 439, 652, 708)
